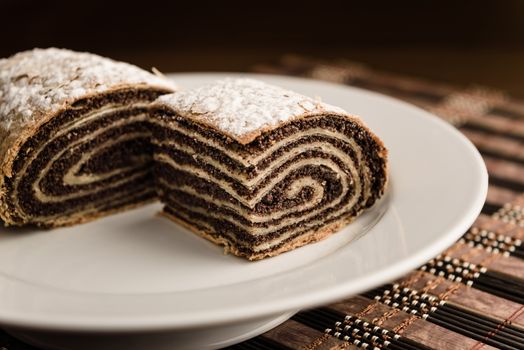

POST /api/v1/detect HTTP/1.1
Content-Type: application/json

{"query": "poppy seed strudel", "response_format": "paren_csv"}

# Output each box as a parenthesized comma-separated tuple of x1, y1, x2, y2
(0, 48, 176, 227)
(152, 78, 388, 260)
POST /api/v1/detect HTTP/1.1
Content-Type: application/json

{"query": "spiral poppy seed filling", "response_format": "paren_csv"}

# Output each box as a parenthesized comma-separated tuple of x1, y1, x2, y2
(0, 48, 176, 227)
(151, 78, 388, 260)
(5, 89, 168, 225)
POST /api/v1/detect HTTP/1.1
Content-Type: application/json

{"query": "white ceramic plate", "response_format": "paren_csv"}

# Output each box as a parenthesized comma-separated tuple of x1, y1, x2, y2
(0, 73, 487, 350)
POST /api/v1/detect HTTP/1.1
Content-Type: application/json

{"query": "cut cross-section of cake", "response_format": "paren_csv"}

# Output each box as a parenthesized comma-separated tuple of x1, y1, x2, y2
(0, 48, 176, 227)
(152, 78, 388, 260)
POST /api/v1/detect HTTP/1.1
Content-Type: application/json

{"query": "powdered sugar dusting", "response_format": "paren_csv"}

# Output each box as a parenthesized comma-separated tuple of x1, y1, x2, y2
(0, 48, 176, 136)
(157, 78, 347, 138)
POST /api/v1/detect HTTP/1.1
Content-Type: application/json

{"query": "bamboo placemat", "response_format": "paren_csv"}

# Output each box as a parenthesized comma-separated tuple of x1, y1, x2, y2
(1, 57, 523, 350)
(227, 56, 524, 350)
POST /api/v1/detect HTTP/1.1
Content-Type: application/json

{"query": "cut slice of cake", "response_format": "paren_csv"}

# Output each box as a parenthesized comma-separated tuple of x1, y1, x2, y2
(151, 78, 388, 260)
(0, 48, 176, 227)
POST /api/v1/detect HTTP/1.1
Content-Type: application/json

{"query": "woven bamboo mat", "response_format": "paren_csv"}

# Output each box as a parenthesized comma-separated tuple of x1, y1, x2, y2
(226, 56, 524, 350)
(1, 57, 524, 350)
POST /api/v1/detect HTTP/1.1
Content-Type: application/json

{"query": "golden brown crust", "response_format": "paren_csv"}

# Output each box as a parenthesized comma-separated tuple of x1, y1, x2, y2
(247, 220, 350, 261)
(159, 210, 356, 261)
(158, 104, 377, 146)
(152, 78, 349, 144)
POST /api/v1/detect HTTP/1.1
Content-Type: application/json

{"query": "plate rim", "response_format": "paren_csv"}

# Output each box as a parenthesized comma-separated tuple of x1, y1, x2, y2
(0, 72, 488, 331)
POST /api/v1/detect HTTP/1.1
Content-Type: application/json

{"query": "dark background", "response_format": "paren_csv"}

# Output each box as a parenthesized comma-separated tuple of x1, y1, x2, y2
(2, 0, 523, 96)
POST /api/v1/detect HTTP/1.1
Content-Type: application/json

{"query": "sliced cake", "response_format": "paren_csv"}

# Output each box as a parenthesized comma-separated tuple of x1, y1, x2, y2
(151, 78, 388, 260)
(0, 48, 176, 227)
